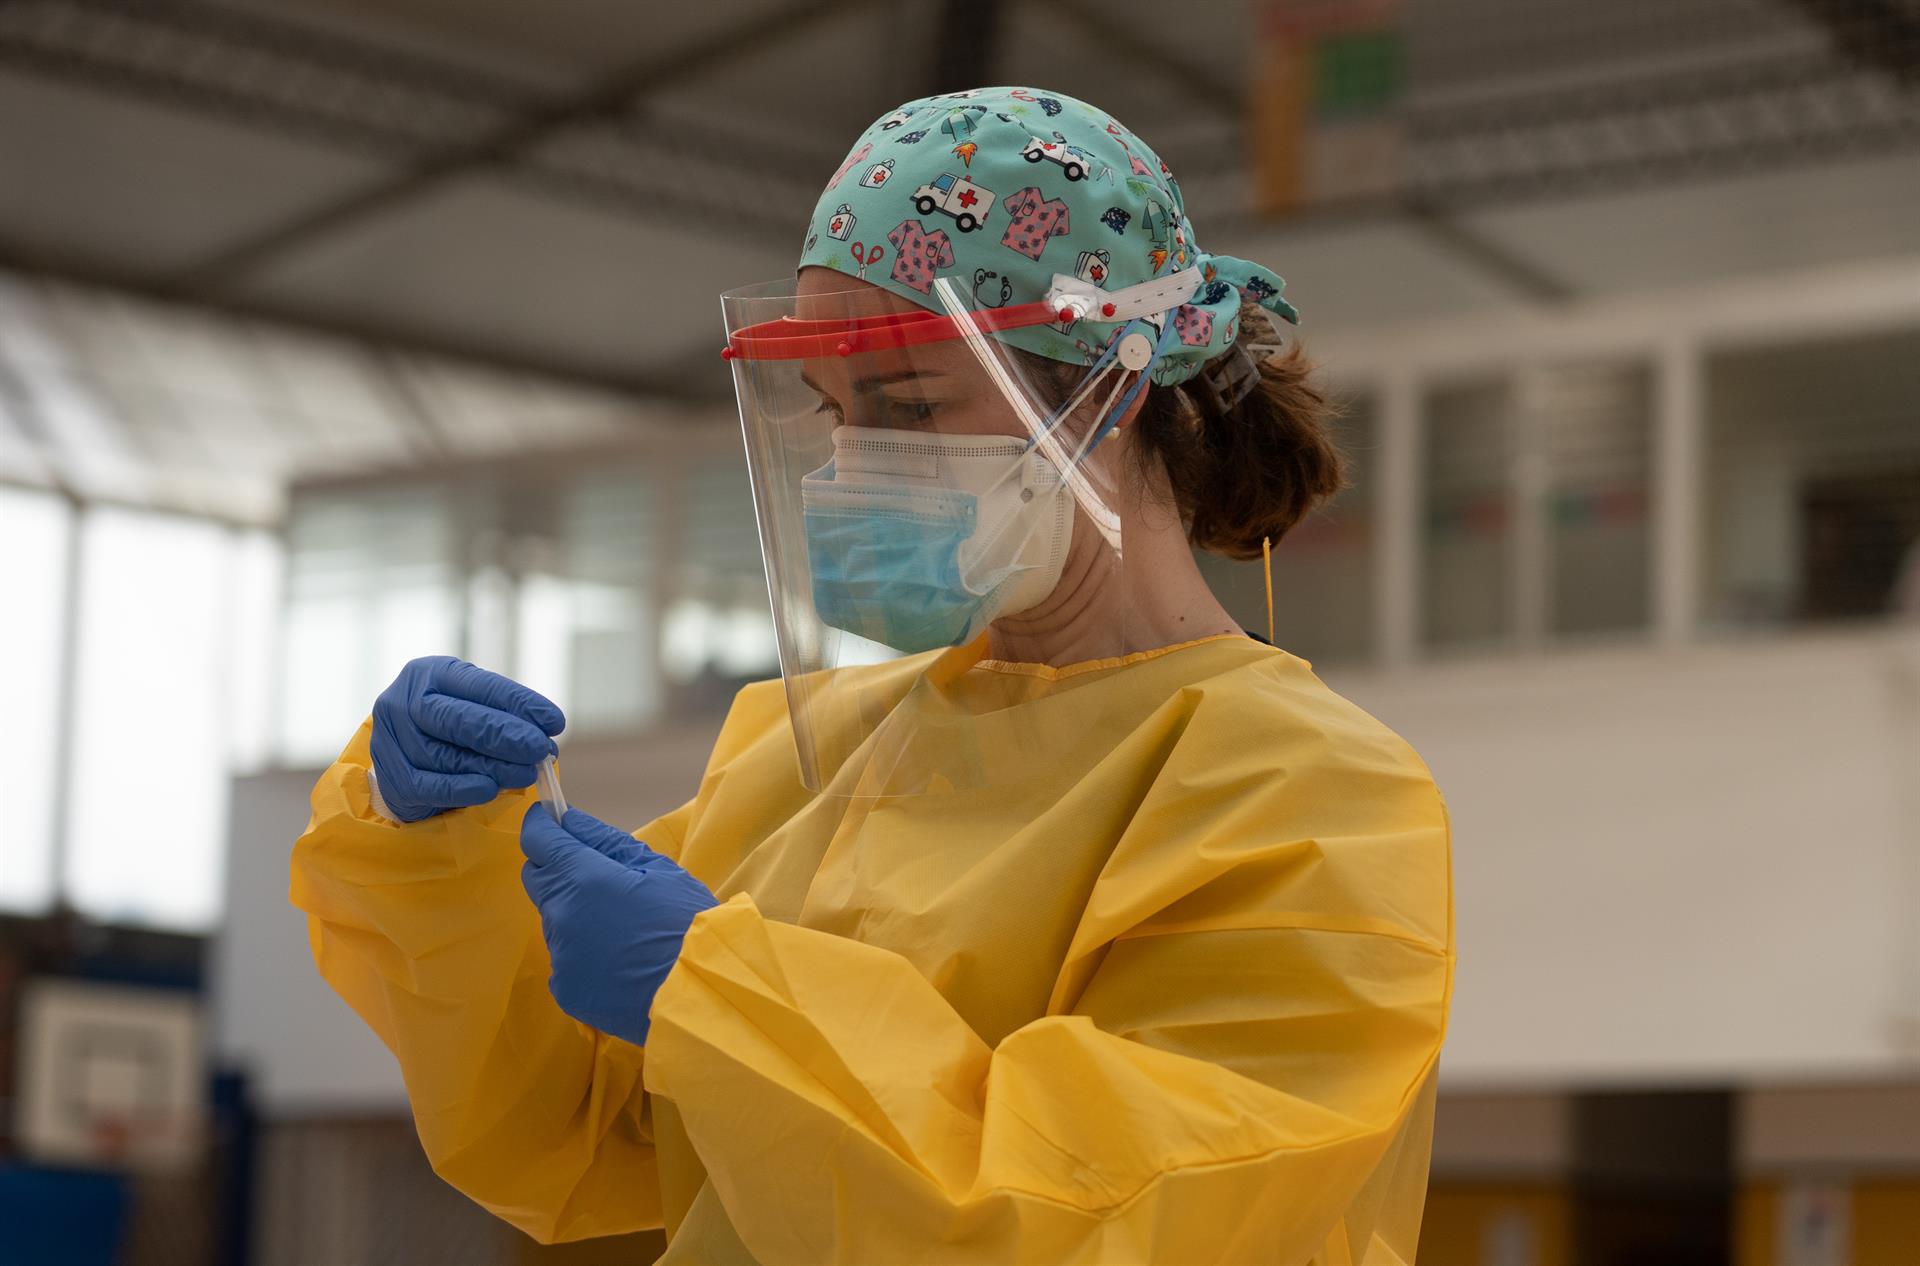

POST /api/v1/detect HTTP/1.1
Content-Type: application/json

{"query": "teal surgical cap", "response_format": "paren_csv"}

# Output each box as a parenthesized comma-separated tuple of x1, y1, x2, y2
(797, 86, 1300, 389)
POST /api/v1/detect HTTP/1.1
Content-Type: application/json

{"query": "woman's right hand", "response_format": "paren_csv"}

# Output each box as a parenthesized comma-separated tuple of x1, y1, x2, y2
(369, 656, 567, 822)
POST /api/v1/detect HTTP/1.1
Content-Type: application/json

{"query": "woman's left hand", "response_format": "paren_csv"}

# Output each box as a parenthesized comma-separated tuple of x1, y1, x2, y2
(520, 804, 719, 1046)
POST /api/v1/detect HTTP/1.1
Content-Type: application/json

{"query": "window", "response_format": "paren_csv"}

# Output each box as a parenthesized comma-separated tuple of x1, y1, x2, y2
(1538, 363, 1654, 638)
(0, 488, 69, 913)
(1422, 360, 1653, 652)
(279, 490, 460, 766)
(1423, 376, 1513, 649)
(0, 267, 675, 927)
(1196, 392, 1378, 665)
(278, 460, 762, 754)
(519, 469, 663, 736)
(228, 531, 284, 775)
(662, 459, 781, 715)
(63, 509, 270, 930)
(1703, 327, 1920, 628)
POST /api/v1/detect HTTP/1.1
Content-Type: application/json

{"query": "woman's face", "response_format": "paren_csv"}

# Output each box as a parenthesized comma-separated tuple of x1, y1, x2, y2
(793, 267, 1035, 441)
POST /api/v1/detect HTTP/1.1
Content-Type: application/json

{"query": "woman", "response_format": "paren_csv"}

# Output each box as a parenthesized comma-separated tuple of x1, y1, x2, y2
(292, 87, 1453, 1265)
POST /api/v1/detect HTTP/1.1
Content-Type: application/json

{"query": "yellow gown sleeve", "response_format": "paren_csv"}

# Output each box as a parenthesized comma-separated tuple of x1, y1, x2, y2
(644, 873, 1453, 1264)
(288, 720, 693, 1243)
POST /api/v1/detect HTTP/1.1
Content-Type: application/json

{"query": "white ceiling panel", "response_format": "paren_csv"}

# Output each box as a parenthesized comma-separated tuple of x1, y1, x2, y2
(1217, 217, 1538, 335)
(1460, 152, 1920, 297)
(229, 173, 795, 389)
(235, 0, 811, 84)
(0, 69, 390, 272)
(0, 0, 1912, 396)
(649, 0, 923, 132)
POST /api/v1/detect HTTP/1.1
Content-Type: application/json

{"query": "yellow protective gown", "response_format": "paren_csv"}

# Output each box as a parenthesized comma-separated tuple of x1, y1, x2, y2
(290, 634, 1454, 1264)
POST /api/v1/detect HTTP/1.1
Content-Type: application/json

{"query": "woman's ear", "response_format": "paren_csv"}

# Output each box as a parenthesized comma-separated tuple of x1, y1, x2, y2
(1106, 373, 1152, 433)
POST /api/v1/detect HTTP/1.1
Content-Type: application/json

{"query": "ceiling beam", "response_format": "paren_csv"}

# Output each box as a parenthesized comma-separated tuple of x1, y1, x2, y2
(0, 0, 839, 244)
(1043, 0, 1240, 119)
(1399, 198, 1578, 306)
(929, 0, 1000, 92)
(1788, 0, 1920, 88)
(166, 0, 882, 295)
(1205, 194, 1578, 308)
(0, 241, 729, 402)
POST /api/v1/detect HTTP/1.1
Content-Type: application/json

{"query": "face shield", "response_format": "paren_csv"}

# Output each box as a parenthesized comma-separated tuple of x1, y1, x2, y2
(721, 266, 1199, 796)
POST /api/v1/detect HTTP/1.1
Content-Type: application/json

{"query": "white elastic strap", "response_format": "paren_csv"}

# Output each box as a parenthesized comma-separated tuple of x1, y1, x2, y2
(1049, 355, 1120, 427)
(1072, 371, 1130, 466)
(1045, 265, 1204, 325)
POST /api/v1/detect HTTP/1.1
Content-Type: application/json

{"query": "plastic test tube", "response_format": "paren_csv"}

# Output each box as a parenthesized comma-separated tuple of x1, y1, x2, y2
(535, 753, 569, 823)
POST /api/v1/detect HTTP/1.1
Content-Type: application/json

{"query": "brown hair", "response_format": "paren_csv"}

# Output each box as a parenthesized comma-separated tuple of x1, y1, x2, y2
(1030, 301, 1351, 559)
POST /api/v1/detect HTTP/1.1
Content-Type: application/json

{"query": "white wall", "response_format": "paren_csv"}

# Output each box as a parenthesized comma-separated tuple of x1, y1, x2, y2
(215, 627, 1920, 1111)
(214, 766, 402, 1111)
(1328, 624, 1920, 1088)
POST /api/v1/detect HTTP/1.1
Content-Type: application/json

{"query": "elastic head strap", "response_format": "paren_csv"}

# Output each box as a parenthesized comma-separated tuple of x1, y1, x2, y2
(1044, 266, 1204, 326)
(1084, 315, 1182, 453)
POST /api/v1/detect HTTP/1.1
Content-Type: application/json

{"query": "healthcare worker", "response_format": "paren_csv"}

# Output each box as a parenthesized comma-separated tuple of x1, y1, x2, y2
(292, 87, 1453, 1265)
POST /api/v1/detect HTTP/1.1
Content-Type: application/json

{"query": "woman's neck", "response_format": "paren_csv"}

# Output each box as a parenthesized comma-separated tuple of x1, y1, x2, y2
(984, 498, 1244, 667)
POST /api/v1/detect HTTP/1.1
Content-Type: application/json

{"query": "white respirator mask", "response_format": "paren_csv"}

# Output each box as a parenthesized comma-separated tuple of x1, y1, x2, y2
(798, 427, 1074, 652)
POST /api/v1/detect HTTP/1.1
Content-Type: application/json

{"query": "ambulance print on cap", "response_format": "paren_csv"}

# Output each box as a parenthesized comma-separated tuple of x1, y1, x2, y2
(911, 172, 995, 233)
(796, 86, 1302, 389)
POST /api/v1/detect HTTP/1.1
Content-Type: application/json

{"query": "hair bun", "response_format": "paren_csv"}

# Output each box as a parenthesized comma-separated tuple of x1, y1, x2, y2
(1138, 303, 1349, 560)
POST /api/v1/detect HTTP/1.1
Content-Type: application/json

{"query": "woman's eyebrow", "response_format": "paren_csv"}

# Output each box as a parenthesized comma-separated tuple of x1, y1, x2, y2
(798, 369, 950, 397)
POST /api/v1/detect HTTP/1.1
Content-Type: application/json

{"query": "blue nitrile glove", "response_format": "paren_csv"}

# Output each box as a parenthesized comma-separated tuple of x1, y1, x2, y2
(519, 804, 719, 1046)
(369, 656, 566, 823)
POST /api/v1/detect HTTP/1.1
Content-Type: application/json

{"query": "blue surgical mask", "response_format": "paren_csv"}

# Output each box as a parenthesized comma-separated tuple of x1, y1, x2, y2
(800, 428, 1073, 653)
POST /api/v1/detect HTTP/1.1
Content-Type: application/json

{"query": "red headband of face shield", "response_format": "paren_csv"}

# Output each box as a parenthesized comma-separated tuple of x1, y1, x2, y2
(721, 298, 1084, 362)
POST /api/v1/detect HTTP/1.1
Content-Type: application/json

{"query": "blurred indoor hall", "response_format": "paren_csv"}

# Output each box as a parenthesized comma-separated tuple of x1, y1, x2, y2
(2, 1, 1917, 1263)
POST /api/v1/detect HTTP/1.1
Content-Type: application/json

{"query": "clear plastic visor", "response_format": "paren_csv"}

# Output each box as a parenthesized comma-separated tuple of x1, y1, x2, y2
(721, 270, 1134, 795)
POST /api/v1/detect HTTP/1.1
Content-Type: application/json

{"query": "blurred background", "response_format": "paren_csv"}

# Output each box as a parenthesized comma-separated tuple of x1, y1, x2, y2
(0, 0, 1916, 1262)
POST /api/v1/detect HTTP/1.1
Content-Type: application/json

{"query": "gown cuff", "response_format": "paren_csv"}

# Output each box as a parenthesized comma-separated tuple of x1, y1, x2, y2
(364, 766, 403, 824)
